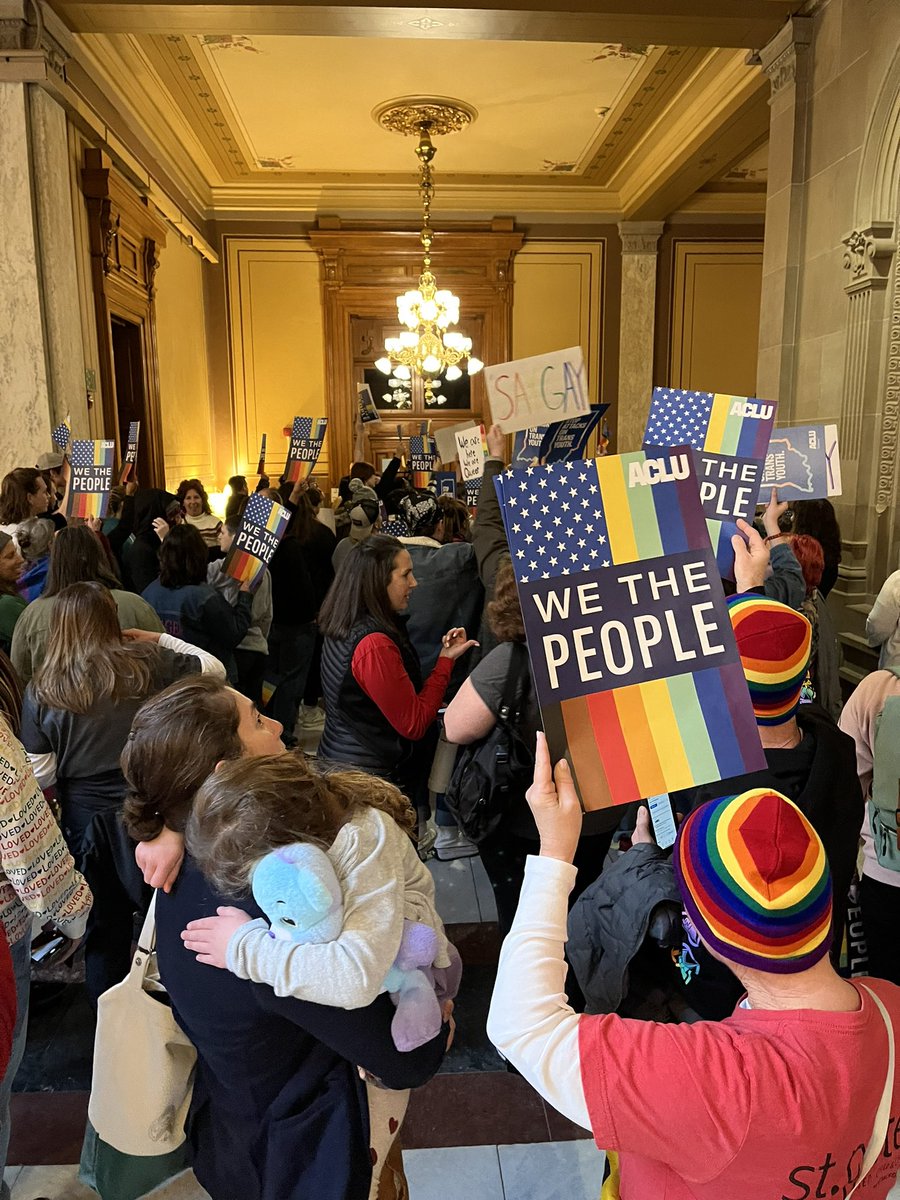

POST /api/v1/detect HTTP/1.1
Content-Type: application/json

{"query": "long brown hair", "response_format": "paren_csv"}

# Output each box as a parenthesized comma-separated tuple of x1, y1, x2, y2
(122, 676, 243, 840)
(186, 752, 416, 896)
(318, 534, 404, 640)
(0, 469, 43, 525)
(44, 526, 119, 596)
(31, 582, 158, 714)
(487, 559, 526, 642)
(0, 650, 24, 736)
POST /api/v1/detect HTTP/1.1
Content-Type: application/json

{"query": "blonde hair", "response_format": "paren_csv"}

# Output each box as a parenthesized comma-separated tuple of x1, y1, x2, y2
(186, 752, 416, 896)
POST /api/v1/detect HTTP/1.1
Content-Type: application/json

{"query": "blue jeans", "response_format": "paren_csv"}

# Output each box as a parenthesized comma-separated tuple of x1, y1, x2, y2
(266, 622, 317, 744)
(0, 933, 32, 1196)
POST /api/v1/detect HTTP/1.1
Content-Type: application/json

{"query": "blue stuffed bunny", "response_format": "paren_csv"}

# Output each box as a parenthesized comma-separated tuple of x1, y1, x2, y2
(250, 843, 443, 1051)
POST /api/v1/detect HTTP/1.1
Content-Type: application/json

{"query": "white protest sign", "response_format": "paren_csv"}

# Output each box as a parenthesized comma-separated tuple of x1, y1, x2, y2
(455, 426, 486, 482)
(434, 420, 478, 465)
(484, 346, 588, 435)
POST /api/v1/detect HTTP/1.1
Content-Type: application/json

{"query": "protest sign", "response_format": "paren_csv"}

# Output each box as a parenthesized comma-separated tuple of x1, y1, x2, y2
(256, 433, 267, 476)
(284, 417, 327, 483)
(433, 472, 457, 497)
(758, 423, 841, 500)
(434, 420, 477, 465)
(223, 492, 291, 590)
(495, 450, 764, 811)
(409, 435, 438, 488)
(484, 346, 588, 434)
(643, 388, 777, 577)
(512, 426, 548, 467)
(52, 417, 71, 453)
(455, 426, 487, 482)
(65, 440, 115, 519)
(462, 476, 483, 509)
(119, 422, 140, 484)
(539, 405, 609, 463)
(357, 384, 381, 426)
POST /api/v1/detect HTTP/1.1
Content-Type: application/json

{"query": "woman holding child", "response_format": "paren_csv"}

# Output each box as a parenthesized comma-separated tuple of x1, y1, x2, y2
(124, 677, 452, 1200)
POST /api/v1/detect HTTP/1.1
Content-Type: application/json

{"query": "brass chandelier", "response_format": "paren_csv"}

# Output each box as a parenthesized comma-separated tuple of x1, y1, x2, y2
(373, 99, 482, 404)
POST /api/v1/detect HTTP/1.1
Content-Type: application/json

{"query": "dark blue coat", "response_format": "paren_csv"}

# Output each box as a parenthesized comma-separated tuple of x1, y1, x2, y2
(155, 859, 446, 1200)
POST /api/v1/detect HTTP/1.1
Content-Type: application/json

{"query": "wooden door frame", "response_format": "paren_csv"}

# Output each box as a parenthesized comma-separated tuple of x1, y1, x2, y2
(82, 148, 168, 488)
(309, 223, 524, 484)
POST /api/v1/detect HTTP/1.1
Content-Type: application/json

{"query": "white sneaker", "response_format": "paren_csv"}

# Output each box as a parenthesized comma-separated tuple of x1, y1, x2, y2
(299, 705, 326, 729)
(434, 827, 478, 860)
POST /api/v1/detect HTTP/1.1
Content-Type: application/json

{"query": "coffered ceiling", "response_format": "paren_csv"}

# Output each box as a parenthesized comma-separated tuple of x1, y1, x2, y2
(49, 0, 789, 223)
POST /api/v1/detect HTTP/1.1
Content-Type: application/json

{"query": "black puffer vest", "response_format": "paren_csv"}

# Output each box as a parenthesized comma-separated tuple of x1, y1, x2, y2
(319, 616, 424, 782)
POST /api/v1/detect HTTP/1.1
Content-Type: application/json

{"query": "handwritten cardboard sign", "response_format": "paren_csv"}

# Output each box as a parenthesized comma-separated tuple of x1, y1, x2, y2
(758, 423, 842, 500)
(434, 420, 478, 465)
(455, 426, 487, 482)
(484, 346, 589, 435)
(495, 450, 764, 811)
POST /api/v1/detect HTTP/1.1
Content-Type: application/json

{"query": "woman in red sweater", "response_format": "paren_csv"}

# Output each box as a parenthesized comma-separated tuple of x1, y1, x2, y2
(317, 535, 475, 805)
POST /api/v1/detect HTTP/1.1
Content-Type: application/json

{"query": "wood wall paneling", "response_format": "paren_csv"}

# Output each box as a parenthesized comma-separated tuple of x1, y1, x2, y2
(225, 238, 328, 484)
(309, 225, 524, 482)
(512, 241, 604, 407)
(666, 239, 764, 397)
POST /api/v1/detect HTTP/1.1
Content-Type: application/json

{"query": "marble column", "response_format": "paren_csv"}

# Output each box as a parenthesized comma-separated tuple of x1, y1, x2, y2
(0, 3, 85, 476)
(755, 16, 814, 418)
(616, 221, 664, 451)
(0, 82, 53, 475)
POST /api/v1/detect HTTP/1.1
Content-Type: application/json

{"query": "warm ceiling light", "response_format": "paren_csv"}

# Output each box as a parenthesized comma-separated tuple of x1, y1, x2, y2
(373, 98, 480, 406)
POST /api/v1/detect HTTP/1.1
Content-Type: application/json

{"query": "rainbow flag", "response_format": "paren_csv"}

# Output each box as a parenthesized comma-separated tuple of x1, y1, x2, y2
(496, 450, 765, 812)
(643, 388, 777, 576)
(223, 492, 291, 590)
(284, 417, 327, 484)
(65, 440, 114, 520)
(409, 435, 438, 489)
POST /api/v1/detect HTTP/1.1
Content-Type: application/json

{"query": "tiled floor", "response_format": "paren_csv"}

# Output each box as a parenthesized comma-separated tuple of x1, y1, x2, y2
(403, 1141, 606, 1200)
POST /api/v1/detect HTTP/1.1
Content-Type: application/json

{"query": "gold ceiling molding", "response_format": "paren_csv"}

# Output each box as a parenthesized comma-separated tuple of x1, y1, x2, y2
(373, 96, 477, 138)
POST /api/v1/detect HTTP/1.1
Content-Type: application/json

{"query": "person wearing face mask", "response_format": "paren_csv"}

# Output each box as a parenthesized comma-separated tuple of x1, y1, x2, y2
(0, 536, 25, 656)
(206, 516, 273, 706)
(317, 534, 476, 805)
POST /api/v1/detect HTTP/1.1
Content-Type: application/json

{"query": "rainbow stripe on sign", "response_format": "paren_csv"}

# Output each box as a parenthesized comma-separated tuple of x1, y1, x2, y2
(643, 388, 777, 577)
(284, 417, 328, 484)
(409, 436, 438, 488)
(496, 451, 764, 811)
(223, 492, 291, 590)
(66, 440, 115, 520)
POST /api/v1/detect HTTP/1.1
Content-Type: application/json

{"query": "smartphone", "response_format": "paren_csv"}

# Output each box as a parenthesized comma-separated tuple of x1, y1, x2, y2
(647, 793, 678, 849)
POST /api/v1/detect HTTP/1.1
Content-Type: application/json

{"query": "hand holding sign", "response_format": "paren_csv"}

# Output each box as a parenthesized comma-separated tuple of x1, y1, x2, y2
(526, 733, 583, 865)
(484, 346, 588, 434)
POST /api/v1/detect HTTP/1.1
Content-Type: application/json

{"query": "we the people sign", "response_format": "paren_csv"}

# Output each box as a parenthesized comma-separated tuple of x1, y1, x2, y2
(224, 493, 291, 590)
(495, 450, 764, 811)
(485, 347, 589, 435)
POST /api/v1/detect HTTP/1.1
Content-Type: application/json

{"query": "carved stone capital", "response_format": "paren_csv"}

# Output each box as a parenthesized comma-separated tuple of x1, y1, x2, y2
(0, 1, 70, 82)
(758, 15, 813, 98)
(618, 221, 664, 256)
(842, 223, 896, 292)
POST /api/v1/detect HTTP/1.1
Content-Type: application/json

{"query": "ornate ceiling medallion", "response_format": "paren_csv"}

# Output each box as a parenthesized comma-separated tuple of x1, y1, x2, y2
(372, 97, 477, 139)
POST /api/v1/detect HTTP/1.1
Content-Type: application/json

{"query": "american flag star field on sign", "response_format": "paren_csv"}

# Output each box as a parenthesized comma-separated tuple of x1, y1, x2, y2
(52, 420, 71, 452)
(119, 421, 141, 483)
(409, 436, 438, 488)
(65, 440, 114, 520)
(494, 450, 765, 814)
(643, 387, 777, 578)
(284, 417, 328, 483)
(223, 492, 291, 589)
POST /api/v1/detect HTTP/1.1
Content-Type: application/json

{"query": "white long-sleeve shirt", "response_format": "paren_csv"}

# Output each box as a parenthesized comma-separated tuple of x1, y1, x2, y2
(227, 806, 451, 1008)
(867, 569, 900, 669)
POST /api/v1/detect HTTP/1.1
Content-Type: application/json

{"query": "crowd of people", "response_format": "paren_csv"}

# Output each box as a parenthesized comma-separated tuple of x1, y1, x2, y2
(0, 430, 898, 1199)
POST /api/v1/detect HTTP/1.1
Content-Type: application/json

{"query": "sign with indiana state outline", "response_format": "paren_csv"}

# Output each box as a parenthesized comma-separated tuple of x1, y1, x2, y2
(758, 423, 841, 501)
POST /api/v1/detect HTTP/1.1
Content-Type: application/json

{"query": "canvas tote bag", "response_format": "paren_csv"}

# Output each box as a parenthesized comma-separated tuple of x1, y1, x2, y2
(89, 892, 197, 1156)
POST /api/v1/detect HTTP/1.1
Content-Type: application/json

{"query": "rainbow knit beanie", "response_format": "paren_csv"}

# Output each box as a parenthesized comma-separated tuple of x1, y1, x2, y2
(674, 789, 833, 974)
(727, 595, 812, 726)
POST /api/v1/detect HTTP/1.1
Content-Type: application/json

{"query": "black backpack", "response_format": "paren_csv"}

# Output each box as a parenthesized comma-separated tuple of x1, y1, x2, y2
(445, 643, 534, 843)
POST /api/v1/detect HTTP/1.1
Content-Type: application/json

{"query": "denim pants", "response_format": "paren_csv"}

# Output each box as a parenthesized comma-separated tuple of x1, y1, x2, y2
(0, 932, 32, 1195)
(266, 622, 317, 743)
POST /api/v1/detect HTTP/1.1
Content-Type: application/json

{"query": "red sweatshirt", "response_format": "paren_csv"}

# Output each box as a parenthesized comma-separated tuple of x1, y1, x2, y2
(351, 633, 452, 740)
